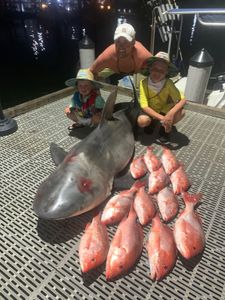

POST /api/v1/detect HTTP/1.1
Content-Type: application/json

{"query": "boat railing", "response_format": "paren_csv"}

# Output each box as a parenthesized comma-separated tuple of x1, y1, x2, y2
(150, 7, 225, 59)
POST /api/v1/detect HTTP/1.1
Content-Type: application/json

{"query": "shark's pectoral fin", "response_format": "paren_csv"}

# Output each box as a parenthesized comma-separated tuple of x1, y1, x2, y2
(113, 171, 148, 191)
(50, 143, 68, 166)
(113, 171, 136, 191)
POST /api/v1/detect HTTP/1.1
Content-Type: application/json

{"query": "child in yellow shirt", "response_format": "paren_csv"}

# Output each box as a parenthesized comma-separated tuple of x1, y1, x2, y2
(137, 52, 186, 143)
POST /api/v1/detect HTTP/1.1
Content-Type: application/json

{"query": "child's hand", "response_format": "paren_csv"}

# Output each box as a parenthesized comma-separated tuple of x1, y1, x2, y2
(91, 112, 101, 125)
(161, 114, 173, 133)
(164, 123, 172, 133)
(161, 120, 172, 133)
(64, 107, 71, 115)
(164, 112, 174, 125)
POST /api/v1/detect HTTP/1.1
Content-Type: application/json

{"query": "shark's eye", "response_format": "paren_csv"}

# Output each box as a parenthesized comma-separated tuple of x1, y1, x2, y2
(79, 178, 93, 193)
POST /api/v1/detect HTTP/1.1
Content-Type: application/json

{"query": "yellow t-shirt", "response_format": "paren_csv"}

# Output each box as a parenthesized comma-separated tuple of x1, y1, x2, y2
(139, 77, 183, 114)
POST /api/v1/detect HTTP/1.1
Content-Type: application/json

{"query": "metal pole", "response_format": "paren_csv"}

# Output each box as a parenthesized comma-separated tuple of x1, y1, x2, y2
(176, 14, 183, 60)
(167, 18, 174, 57)
(150, 7, 158, 54)
(0, 101, 5, 120)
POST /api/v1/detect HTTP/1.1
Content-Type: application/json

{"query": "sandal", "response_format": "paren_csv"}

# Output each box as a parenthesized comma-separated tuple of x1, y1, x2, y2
(68, 123, 84, 130)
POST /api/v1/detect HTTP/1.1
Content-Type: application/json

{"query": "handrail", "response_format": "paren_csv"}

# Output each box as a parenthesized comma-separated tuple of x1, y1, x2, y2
(150, 7, 225, 57)
(165, 8, 225, 15)
(197, 14, 225, 27)
(165, 8, 225, 27)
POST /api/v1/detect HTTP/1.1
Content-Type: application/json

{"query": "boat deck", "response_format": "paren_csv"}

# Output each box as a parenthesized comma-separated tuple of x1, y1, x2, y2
(1, 89, 225, 300)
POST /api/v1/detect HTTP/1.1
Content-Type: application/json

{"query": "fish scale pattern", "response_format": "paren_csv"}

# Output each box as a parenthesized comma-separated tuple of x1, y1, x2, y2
(1, 91, 225, 299)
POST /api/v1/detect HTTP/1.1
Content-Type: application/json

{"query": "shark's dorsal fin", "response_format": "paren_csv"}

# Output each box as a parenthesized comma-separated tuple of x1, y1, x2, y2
(99, 88, 118, 128)
(50, 143, 68, 166)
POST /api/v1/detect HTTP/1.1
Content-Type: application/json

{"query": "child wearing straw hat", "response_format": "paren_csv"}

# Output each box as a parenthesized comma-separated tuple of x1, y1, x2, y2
(137, 52, 186, 143)
(65, 69, 105, 130)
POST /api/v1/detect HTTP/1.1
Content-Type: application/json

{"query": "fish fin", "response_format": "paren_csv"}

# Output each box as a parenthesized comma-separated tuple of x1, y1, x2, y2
(195, 212, 203, 225)
(84, 222, 91, 230)
(113, 171, 136, 191)
(113, 171, 148, 191)
(178, 161, 185, 168)
(99, 88, 118, 128)
(50, 142, 68, 166)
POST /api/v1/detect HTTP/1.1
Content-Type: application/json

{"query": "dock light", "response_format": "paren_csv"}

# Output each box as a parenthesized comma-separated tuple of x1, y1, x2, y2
(107, 5, 111, 10)
(0, 100, 18, 136)
(41, 3, 48, 9)
(100, 5, 104, 9)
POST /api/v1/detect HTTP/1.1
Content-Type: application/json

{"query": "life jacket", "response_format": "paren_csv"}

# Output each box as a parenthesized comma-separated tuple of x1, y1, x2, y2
(72, 90, 98, 118)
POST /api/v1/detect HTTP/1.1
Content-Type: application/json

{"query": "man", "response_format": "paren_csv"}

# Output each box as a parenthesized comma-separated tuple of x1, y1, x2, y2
(89, 23, 152, 85)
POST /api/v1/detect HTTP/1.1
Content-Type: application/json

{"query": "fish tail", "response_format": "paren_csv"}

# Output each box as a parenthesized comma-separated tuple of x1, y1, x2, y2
(84, 222, 91, 230)
(152, 213, 161, 227)
(129, 201, 135, 213)
(91, 207, 102, 220)
(162, 145, 170, 153)
(94, 212, 102, 221)
(147, 146, 154, 152)
(182, 192, 202, 206)
(131, 179, 146, 192)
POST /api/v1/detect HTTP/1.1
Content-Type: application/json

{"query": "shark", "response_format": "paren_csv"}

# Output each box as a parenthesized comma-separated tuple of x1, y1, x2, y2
(33, 85, 140, 219)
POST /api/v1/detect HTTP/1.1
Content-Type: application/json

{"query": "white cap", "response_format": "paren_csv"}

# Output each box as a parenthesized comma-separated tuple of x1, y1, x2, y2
(114, 23, 136, 42)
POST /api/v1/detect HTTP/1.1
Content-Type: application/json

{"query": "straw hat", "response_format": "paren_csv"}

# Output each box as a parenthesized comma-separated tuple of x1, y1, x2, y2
(144, 52, 178, 78)
(65, 69, 103, 89)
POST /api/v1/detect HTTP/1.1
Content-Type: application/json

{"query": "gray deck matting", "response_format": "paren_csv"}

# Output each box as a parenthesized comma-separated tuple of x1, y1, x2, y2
(1, 90, 225, 300)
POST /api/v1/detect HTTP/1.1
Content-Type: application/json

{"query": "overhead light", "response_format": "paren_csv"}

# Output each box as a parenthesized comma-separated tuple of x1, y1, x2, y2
(41, 3, 48, 9)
